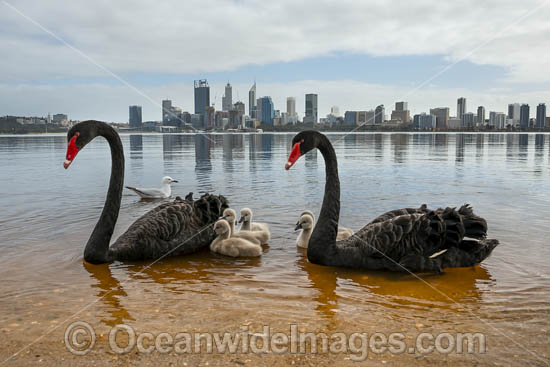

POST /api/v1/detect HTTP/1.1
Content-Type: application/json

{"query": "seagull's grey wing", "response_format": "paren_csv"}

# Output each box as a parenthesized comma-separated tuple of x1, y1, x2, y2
(125, 186, 165, 198)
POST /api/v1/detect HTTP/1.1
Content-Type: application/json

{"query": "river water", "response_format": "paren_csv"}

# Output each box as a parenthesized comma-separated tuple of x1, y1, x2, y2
(0, 132, 549, 365)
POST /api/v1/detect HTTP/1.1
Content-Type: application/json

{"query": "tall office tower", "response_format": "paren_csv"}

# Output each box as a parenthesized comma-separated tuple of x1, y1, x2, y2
(519, 104, 530, 129)
(508, 103, 520, 123)
(457, 97, 467, 121)
(477, 106, 486, 125)
(222, 82, 233, 112)
(249, 82, 257, 118)
(375, 104, 385, 124)
(129, 105, 142, 128)
(194, 79, 210, 127)
(287, 97, 296, 116)
(395, 101, 408, 111)
(536, 103, 546, 129)
(330, 105, 340, 116)
(162, 99, 172, 123)
(259, 96, 274, 124)
(304, 94, 318, 124)
(430, 107, 450, 129)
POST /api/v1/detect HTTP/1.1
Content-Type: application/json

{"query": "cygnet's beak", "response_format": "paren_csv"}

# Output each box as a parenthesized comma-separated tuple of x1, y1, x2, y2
(238, 217, 245, 223)
(294, 222, 302, 231)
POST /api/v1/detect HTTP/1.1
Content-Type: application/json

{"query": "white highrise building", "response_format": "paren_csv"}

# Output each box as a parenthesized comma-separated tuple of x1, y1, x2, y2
(330, 106, 340, 117)
(286, 97, 296, 116)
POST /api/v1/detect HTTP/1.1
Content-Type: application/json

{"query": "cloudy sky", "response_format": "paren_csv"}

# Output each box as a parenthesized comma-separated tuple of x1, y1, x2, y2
(1, 0, 549, 122)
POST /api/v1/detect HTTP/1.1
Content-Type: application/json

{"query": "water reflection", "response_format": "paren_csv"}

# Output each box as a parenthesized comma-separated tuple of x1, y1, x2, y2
(390, 134, 409, 164)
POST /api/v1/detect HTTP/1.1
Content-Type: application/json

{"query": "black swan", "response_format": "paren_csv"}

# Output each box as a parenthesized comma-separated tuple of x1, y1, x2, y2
(285, 130, 499, 273)
(63, 120, 228, 264)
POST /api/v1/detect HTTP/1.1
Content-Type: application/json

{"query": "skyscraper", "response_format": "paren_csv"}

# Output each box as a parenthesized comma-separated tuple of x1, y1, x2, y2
(129, 105, 142, 128)
(259, 96, 274, 125)
(330, 106, 340, 116)
(477, 106, 486, 125)
(430, 107, 450, 129)
(249, 82, 257, 118)
(287, 97, 296, 116)
(536, 103, 546, 129)
(457, 97, 467, 121)
(162, 99, 172, 123)
(375, 105, 385, 124)
(508, 103, 520, 124)
(304, 94, 318, 124)
(520, 104, 530, 129)
(194, 79, 210, 127)
(222, 82, 233, 112)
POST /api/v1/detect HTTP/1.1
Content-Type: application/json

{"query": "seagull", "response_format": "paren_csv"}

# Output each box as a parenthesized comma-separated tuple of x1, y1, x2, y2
(125, 176, 178, 199)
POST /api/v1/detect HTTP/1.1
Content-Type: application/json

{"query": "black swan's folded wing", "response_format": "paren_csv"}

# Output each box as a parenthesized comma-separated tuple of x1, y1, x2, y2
(109, 194, 228, 261)
(334, 205, 497, 272)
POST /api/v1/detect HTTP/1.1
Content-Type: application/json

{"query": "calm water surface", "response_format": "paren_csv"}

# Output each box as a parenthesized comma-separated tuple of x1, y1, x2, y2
(1, 132, 549, 365)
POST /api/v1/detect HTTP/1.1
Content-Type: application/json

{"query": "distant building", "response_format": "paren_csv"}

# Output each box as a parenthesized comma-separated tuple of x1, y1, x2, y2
(259, 96, 274, 125)
(330, 106, 340, 117)
(416, 113, 437, 130)
(477, 106, 486, 126)
(304, 94, 318, 124)
(375, 105, 385, 124)
(391, 101, 410, 124)
(129, 106, 142, 128)
(447, 117, 462, 129)
(194, 79, 210, 128)
(508, 103, 520, 124)
(395, 101, 408, 111)
(430, 107, 450, 129)
(287, 97, 296, 116)
(489, 111, 506, 129)
(162, 100, 172, 123)
(536, 103, 546, 129)
(222, 83, 233, 112)
(519, 104, 530, 129)
(462, 112, 475, 128)
(249, 82, 257, 118)
(457, 97, 467, 121)
(52, 114, 68, 123)
(234, 101, 245, 116)
(344, 111, 358, 125)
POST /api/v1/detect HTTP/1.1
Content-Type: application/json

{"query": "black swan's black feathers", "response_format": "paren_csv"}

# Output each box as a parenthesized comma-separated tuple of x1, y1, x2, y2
(110, 194, 228, 261)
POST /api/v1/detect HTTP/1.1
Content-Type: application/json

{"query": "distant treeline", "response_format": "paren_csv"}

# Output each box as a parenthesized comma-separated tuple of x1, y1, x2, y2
(0, 117, 67, 134)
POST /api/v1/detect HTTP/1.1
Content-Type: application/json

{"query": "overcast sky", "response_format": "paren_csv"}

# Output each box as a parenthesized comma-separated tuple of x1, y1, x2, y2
(1, 0, 549, 122)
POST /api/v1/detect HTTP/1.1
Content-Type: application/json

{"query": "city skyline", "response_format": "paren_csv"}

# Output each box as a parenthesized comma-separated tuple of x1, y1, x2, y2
(1, 1, 550, 121)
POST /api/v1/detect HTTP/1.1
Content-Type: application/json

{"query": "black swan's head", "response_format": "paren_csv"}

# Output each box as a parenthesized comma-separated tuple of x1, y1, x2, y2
(285, 130, 322, 170)
(64, 120, 108, 169)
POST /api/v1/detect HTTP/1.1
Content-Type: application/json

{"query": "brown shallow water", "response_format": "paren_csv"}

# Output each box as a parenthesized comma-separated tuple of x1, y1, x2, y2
(0, 133, 549, 366)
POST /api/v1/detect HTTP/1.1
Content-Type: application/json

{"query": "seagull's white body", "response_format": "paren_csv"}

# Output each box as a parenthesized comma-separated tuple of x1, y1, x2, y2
(125, 176, 177, 199)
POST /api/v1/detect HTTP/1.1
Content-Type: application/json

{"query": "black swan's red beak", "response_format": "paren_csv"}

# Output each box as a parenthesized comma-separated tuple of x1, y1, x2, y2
(285, 141, 302, 170)
(64, 133, 80, 169)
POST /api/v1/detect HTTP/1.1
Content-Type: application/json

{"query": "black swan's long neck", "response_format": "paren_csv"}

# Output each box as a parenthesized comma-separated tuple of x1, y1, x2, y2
(308, 134, 340, 264)
(83, 125, 124, 264)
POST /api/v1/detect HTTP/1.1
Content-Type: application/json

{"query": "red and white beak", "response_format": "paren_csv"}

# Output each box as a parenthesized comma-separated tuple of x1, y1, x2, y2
(64, 133, 80, 169)
(285, 141, 302, 170)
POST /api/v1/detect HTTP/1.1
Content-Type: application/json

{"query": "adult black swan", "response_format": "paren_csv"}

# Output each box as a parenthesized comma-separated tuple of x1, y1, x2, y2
(285, 131, 498, 273)
(63, 120, 228, 264)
